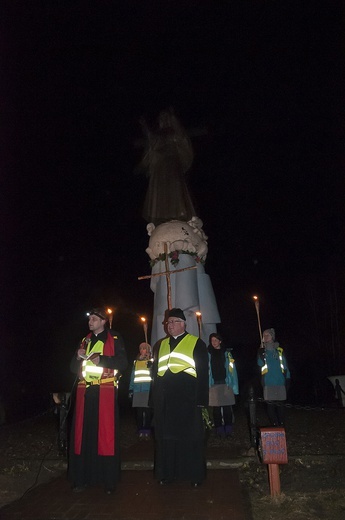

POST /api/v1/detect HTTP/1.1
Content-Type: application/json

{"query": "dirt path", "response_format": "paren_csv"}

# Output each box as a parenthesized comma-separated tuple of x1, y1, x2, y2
(0, 404, 344, 519)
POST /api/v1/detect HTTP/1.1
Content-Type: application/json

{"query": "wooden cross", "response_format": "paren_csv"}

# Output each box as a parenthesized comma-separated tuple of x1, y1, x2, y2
(138, 243, 197, 310)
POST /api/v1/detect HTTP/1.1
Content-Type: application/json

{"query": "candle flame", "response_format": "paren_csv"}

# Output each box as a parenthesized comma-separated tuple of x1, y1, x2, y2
(195, 311, 202, 317)
(253, 296, 258, 300)
(140, 316, 146, 323)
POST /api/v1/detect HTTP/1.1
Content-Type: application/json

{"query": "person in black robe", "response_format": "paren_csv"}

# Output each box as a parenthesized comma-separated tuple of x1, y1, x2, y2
(68, 308, 128, 494)
(151, 308, 209, 487)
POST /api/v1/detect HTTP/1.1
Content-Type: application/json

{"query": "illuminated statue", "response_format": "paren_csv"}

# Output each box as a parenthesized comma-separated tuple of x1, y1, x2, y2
(138, 109, 221, 344)
(139, 108, 196, 225)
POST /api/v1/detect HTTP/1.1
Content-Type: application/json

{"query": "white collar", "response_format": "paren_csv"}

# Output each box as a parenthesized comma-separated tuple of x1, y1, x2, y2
(172, 332, 185, 339)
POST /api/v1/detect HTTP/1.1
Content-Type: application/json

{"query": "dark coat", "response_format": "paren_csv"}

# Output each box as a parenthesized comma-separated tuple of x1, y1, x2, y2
(151, 331, 209, 482)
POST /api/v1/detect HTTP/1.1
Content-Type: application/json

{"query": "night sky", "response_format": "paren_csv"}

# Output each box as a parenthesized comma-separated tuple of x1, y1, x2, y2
(2, 1, 345, 416)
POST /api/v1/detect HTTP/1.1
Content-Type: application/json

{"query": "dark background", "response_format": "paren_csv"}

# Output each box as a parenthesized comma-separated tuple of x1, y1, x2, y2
(2, 1, 345, 420)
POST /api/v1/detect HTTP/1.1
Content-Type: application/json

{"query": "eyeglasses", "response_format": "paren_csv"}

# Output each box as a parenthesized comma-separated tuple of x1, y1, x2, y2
(166, 319, 184, 324)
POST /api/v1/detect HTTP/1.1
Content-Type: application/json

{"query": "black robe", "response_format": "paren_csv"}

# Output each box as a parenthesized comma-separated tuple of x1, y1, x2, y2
(152, 331, 209, 483)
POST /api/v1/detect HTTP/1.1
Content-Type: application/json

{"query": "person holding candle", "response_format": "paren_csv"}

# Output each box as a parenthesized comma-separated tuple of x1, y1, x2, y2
(128, 342, 153, 439)
(208, 333, 239, 437)
(257, 328, 291, 426)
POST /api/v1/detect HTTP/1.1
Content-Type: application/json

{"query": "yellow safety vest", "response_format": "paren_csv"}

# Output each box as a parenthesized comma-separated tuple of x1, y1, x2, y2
(133, 359, 152, 383)
(81, 336, 118, 384)
(157, 334, 198, 378)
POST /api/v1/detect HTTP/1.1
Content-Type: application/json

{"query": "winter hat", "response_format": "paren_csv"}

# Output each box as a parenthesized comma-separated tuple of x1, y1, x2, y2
(88, 308, 108, 320)
(167, 308, 186, 321)
(263, 328, 275, 341)
(209, 333, 223, 343)
(139, 342, 152, 355)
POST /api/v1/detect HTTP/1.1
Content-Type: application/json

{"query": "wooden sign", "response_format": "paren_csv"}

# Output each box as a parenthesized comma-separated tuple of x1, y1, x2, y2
(260, 427, 288, 465)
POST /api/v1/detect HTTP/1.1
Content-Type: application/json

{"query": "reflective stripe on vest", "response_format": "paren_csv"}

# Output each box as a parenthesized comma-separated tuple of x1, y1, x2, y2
(260, 347, 285, 375)
(133, 359, 152, 383)
(227, 352, 235, 374)
(277, 347, 285, 373)
(261, 363, 268, 375)
(157, 335, 197, 378)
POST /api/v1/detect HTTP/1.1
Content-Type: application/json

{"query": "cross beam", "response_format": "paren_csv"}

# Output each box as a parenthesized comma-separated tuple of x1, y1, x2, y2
(138, 243, 196, 310)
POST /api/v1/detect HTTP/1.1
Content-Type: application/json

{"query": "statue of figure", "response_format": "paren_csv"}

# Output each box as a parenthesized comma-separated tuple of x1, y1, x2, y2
(139, 108, 196, 225)
(137, 110, 221, 344)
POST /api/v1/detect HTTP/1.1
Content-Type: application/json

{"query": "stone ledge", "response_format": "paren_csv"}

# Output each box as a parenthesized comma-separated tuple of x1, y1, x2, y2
(121, 457, 254, 470)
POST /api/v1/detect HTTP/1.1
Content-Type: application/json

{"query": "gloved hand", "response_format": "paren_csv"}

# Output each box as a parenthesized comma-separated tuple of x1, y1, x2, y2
(77, 348, 86, 360)
(146, 360, 153, 368)
(258, 347, 265, 361)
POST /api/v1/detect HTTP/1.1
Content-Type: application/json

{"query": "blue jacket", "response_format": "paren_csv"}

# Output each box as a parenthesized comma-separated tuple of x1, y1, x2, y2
(208, 350, 239, 395)
(257, 346, 290, 386)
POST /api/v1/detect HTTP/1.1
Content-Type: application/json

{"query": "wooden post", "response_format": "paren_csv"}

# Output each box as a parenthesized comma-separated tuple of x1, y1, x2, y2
(164, 243, 172, 309)
(268, 463, 281, 496)
(259, 427, 288, 496)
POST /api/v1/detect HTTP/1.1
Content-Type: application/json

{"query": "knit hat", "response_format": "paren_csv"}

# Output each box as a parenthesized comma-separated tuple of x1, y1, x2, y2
(167, 308, 186, 321)
(263, 328, 275, 341)
(88, 308, 108, 320)
(139, 342, 152, 355)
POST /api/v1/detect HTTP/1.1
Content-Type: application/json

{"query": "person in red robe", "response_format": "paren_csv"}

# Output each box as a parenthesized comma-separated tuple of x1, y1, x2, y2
(68, 308, 128, 494)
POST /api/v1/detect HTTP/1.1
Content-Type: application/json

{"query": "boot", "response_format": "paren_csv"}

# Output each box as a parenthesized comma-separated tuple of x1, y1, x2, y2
(216, 426, 225, 438)
(225, 424, 233, 437)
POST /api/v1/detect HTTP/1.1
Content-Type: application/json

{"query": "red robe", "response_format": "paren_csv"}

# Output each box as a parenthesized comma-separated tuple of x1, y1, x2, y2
(74, 331, 116, 456)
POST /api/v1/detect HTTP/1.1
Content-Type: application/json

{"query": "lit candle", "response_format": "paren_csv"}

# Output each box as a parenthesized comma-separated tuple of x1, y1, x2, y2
(253, 296, 263, 345)
(195, 311, 202, 338)
(140, 316, 148, 344)
(107, 308, 113, 329)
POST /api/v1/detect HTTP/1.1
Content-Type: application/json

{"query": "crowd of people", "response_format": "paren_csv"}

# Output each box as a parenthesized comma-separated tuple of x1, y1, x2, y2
(68, 307, 290, 493)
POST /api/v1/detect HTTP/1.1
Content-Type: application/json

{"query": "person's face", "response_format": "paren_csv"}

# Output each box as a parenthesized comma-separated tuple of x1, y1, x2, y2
(211, 337, 222, 349)
(140, 346, 149, 356)
(263, 331, 273, 342)
(167, 318, 185, 336)
(88, 315, 106, 335)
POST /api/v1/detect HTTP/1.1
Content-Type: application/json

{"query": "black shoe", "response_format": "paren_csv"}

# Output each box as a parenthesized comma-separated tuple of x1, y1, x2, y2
(159, 479, 171, 485)
(191, 482, 201, 488)
(72, 485, 86, 493)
